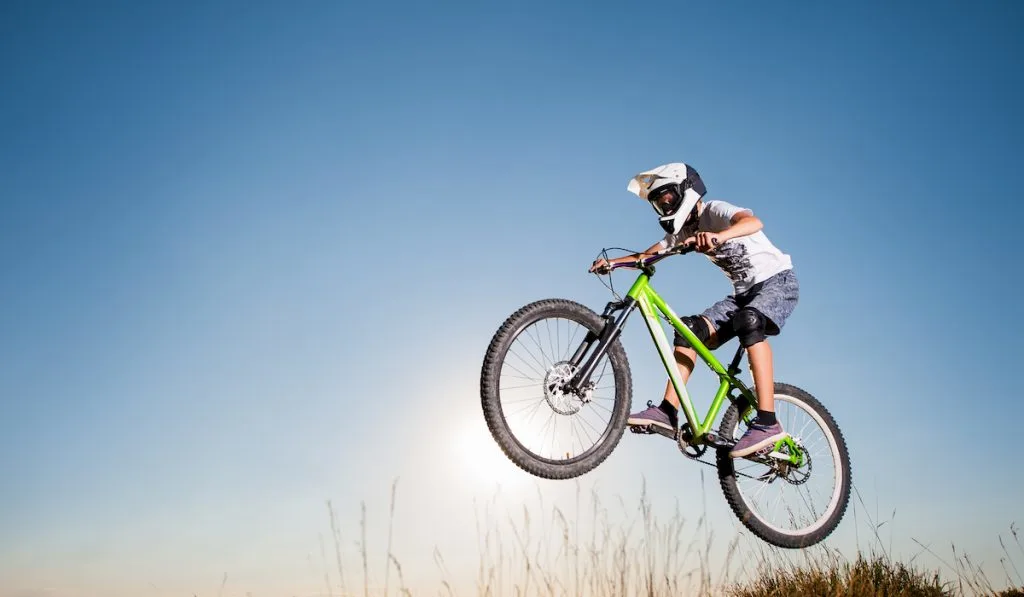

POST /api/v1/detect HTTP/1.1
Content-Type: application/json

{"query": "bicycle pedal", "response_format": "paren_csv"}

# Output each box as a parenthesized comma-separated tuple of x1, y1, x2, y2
(704, 432, 736, 449)
(628, 424, 677, 440)
(628, 424, 655, 435)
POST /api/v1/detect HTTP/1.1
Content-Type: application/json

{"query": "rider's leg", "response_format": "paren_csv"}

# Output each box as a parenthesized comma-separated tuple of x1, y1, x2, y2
(729, 307, 788, 457)
(661, 316, 717, 410)
(627, 315, 718, 431)
(746, 339, 774, 414)
(729, 306, 776, 420)
(725, 270, 799, 457)
(734, 269, 799, 421)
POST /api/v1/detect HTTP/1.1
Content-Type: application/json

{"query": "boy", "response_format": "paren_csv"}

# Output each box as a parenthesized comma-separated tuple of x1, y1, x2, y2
(588, 163, 799, 458)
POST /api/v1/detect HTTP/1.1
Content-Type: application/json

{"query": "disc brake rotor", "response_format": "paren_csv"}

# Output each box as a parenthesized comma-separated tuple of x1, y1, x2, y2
(543, 361, 584, 415)
(778, 444, 812, 485)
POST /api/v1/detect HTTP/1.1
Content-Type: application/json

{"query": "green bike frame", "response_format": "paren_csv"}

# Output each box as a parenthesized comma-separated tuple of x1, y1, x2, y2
(566, 250, 764, 444)
(624, 271, 757, 438)
(563, 249, 805, 460)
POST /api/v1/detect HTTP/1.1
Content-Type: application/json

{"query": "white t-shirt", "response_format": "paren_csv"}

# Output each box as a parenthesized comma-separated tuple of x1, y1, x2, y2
(660, 199, 793, 295)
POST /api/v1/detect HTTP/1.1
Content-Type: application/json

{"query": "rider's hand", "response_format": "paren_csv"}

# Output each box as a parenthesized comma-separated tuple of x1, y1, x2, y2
(694, 232, 723, 253)
(589, 258, 614, 274)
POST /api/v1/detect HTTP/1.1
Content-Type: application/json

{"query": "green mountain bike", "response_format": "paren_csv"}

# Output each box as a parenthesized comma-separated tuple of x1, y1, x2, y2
(479, 244, 851, 548)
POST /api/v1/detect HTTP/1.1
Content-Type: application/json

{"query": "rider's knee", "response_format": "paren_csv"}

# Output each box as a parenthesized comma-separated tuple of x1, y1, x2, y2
(674, 315, 717, 349)
(732, 308, 767, 348)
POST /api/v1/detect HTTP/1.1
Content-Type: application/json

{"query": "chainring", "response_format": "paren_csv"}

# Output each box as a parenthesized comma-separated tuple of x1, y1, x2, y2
(676, 423, 707, 459)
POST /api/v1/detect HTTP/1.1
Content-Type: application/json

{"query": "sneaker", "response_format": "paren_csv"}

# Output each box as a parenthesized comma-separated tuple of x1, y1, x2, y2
(729, 421, 788, 458)
(627, 401, 677, 432)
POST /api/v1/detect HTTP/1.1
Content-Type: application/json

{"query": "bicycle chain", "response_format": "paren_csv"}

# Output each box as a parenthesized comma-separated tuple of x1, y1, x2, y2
(676, 432, 811, 483)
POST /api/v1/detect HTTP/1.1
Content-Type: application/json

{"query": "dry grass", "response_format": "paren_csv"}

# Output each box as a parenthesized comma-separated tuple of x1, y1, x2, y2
(304, 477, 1021, 597)
(724, 552, 949, 596)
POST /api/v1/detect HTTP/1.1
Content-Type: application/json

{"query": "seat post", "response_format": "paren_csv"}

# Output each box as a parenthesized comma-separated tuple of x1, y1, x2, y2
(728, 344, 745, 374)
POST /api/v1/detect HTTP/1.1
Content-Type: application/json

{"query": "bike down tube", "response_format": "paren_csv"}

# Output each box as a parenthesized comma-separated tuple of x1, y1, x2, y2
(627, 276, 742, 437)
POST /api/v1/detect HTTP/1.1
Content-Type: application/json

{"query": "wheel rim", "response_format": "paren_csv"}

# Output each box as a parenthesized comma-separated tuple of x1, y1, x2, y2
(727, 392, 845, 537)
(497, 315, 619, 465)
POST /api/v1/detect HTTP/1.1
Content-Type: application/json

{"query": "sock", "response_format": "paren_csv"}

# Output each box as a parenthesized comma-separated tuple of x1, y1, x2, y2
(756, 409, 777, 426)
(658, 400, 679, 426)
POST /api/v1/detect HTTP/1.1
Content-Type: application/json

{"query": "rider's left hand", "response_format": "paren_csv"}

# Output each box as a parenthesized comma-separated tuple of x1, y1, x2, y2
(589, 258, 613, 274)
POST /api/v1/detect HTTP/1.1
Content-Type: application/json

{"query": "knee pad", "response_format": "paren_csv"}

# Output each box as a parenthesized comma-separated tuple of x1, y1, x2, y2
(674, 315, 712, 348)
(732, 308, 767, 348)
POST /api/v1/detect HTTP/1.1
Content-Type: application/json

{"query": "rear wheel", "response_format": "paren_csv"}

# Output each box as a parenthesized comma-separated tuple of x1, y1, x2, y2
(480, 299, 632, 479)
(716, 383, 851, 548)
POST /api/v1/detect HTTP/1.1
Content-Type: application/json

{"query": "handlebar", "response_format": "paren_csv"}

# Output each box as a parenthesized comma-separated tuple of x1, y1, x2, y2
(604, 238, 716, 273)
(642, 242, 698, 264)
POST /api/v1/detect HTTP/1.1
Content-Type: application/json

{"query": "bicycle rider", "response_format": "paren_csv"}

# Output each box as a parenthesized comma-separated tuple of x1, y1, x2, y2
(588, 163, 799, 458)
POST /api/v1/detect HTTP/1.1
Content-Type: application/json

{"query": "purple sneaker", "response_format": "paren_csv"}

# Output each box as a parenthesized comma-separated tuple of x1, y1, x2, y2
(627, 401, 677, 432)
(729, 421, 788, 458)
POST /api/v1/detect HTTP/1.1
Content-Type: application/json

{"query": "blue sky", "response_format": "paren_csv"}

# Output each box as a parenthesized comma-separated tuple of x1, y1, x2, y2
(2, 1, 1023, 595)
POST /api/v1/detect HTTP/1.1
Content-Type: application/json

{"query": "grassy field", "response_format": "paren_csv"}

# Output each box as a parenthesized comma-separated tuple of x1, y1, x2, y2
(292, 478, 1024, 597)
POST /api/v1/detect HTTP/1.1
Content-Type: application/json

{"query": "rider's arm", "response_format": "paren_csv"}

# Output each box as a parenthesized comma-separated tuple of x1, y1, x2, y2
(691, 209, 762, 251)
(608, 240, 666, 267)
(618, 240, 667, 264)
(717, 210, 763, 241)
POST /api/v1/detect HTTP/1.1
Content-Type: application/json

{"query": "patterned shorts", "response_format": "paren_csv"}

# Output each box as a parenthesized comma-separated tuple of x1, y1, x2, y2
(673, 269, 800, 348)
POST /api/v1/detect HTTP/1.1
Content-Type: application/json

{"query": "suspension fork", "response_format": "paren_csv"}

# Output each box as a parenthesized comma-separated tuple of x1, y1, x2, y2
(564, 297, 638, 393)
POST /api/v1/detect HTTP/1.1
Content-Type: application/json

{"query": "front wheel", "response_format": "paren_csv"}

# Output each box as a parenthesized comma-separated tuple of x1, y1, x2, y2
(480, 299, 632, 479)
(716, 382, 851, 548)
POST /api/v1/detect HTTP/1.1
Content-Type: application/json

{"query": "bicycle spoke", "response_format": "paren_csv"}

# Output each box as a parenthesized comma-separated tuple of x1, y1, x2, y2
(495, 315, 620, 464)
(529, 325, 556, 369)
(566, 325, 581, 364)
(571, 415, 597, 457)
(576, 409, 605, 440)
(502, 395, 545, 404)
(769, 488, 786, 524)
(504, 398, 546, 418)
(586, 400, 614, 417)
(518, 332, 551, 374)
(532, 321, 550, 369)
(794, 417, 814, 441)
(504, 350, 544, 379)
(500, 382, 544, 391)
(500, 372, 542, 382)
(541, 410, 558, 456)
(545, 318, 558, 367)
(725, 392, 845, 538)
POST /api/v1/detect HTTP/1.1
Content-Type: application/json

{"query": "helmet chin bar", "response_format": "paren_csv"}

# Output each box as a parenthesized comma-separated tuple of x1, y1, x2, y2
(659, 211, 686, 234)
(658, 202, 699, 235)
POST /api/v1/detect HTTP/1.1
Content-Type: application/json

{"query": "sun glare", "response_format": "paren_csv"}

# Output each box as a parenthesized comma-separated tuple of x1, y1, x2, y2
(454, 420, 529, 491)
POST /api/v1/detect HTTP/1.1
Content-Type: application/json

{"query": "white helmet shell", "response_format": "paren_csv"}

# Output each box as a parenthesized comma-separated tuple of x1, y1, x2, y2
(627, 162, 706, 235)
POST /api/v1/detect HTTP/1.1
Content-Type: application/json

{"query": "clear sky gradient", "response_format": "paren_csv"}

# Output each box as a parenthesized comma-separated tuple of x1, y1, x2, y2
(2, 1, 1023, 596)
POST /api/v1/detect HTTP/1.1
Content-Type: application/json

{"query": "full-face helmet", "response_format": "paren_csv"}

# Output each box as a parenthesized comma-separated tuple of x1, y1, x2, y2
(626, 163, 707, 234)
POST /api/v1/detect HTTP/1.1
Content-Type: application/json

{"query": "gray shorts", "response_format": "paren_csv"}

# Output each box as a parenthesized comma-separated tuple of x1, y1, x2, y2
(673, 269, 799, 348)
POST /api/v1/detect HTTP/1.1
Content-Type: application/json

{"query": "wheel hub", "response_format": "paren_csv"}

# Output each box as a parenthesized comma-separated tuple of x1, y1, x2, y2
(543, 361, 586, 415)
